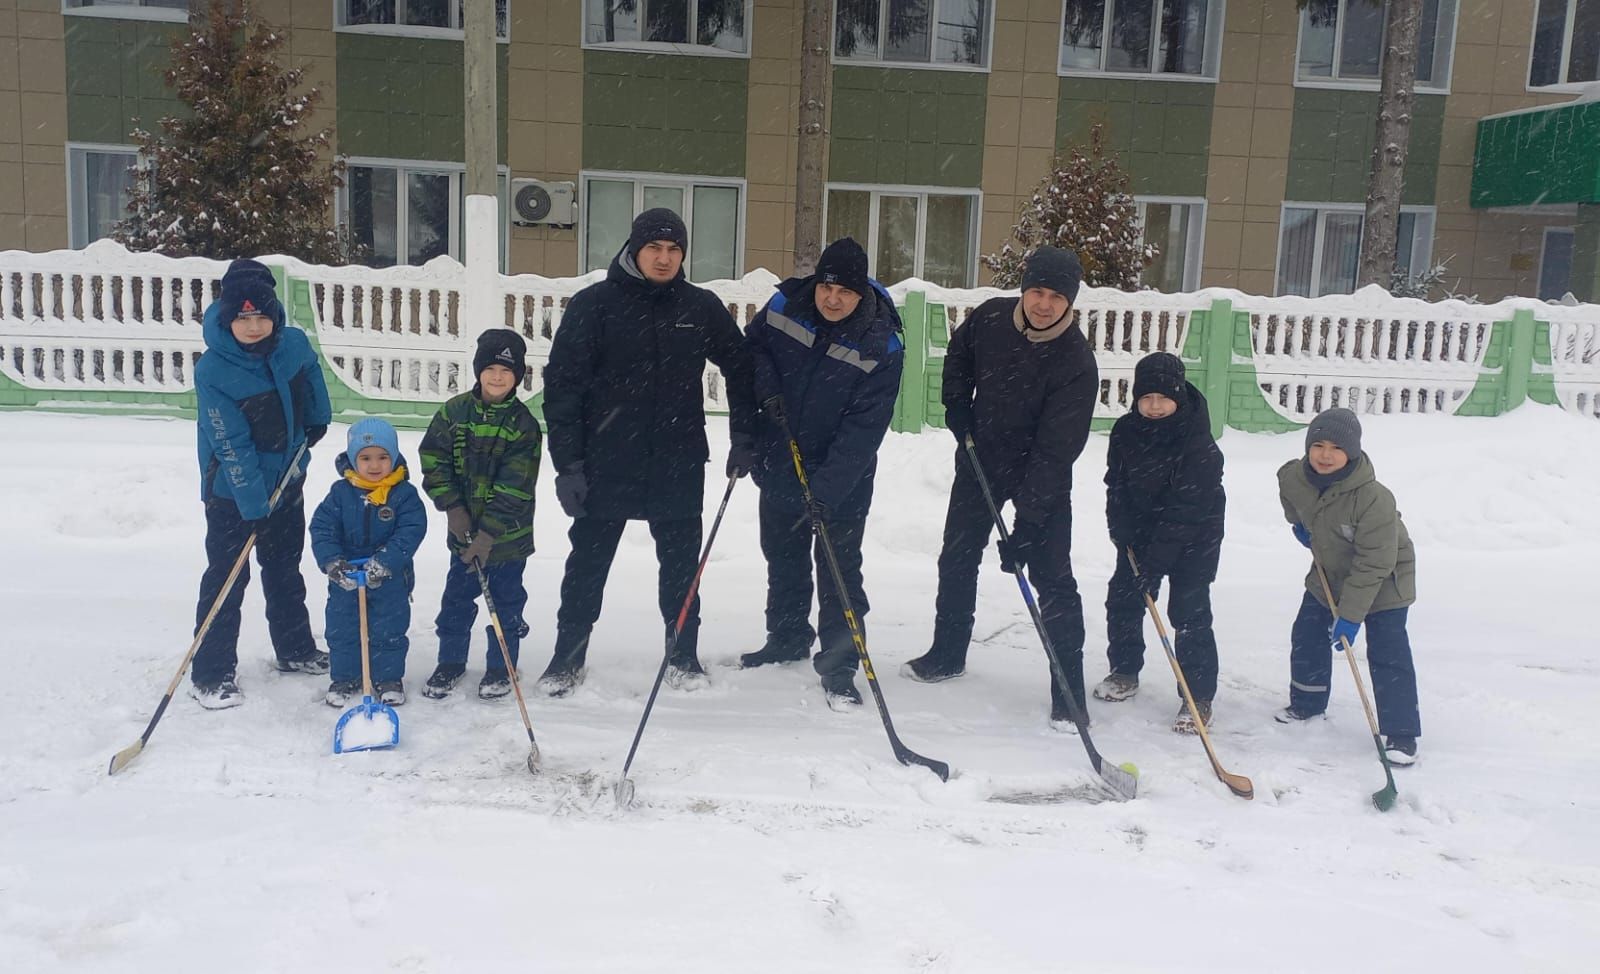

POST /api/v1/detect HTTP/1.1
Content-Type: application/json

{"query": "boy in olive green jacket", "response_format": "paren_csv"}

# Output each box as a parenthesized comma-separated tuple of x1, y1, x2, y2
(1277, 408, 1421, 765)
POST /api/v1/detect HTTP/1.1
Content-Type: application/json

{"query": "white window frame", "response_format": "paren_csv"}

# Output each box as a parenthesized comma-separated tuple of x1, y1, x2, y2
(577, 170, 748, 280)
(1538, 227, 1576, 300)
(66, 142, 142, 249)
(1526, 0, 1598, 91)
(1134, 195, 1206, 292)
(334, 0, 511, 42)
(339, 156, 511, 270)
(821, 182, 982, 287)
(1273, 200, 1437, 298)
(831, 0, 996, 74)
(1056, 0, 1227, 82)
(61, 0, 189, 23)
(580, 0, 754, 58)
(1293, 0, 1458, 94)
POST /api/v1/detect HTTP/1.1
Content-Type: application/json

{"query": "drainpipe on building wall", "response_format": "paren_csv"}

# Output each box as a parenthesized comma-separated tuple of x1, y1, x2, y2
(464, 0, 500, 334)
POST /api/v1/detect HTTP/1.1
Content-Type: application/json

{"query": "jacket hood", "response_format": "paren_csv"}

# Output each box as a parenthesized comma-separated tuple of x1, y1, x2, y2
(202, 296, 287, 367)
(776, 274, 903, 357)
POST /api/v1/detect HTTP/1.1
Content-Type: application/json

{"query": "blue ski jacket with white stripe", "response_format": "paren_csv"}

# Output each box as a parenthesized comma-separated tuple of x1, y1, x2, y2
(744, 275, 905, 518)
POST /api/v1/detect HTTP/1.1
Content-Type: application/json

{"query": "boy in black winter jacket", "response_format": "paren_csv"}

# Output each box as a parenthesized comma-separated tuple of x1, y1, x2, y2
(1096, 352, 1226, 733)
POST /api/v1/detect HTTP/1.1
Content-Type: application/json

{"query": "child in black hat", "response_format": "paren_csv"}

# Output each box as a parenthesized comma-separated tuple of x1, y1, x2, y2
(416, 327, 544, 700)
(1096, 352, 1227, 733)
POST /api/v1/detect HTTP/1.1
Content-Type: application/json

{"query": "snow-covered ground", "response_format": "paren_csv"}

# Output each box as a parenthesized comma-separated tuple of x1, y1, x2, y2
(3, 408, 1599, 972)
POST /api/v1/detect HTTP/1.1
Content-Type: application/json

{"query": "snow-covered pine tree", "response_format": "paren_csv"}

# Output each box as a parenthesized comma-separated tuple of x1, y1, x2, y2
(983, 124, 1155, 291)
(113, 0, 358, 264)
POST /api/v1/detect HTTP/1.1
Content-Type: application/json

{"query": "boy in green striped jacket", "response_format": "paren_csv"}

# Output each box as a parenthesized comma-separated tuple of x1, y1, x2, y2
(418, 328, 543, 700)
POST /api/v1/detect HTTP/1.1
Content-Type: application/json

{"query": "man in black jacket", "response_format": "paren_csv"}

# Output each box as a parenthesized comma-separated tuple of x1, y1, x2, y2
(737, 238, 905, 709)
(538, 208, 757, 695)
(902, 247, 1100, 728)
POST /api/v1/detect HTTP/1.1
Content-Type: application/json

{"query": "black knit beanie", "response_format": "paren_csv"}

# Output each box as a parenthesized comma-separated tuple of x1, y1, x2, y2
(1020, 246, 1084, 303)
(1133, 352, 1187, 404)
(474, 328, 528, 386)
(815, 237, 871, 296)
(628, 207, 689, 258)
(1305, 407, 1362, 461)
(217, 258, 283, 331)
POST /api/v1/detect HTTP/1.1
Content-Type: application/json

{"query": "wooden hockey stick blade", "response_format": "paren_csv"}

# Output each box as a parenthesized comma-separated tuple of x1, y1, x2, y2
(107, 740, 145, 776)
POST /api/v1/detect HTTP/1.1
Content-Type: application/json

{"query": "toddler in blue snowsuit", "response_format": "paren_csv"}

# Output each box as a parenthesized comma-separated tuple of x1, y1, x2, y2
(310, 418, 428, 707)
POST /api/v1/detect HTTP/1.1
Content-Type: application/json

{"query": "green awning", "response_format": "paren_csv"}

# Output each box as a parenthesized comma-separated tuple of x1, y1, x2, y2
(1471, 99, 1600, 209)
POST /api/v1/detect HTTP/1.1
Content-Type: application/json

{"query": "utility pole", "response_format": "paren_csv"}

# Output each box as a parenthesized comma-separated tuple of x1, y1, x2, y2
(793, 0, 830, 277)
(464, 0, 499, 328)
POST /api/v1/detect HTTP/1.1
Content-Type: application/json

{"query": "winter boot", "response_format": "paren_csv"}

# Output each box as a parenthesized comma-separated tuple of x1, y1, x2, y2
(665, 654, 710, 692)
(1384, 736, 1418, 766)
(538, 629, 590, 697)
(822, 672, 863, 711)
(376, 681, 406, 706)
(190, 678, 244, 710)
(900, 648, 966, 684)
(737, 640, 811, 669)
(478, 671, 514, 700)
(275, 649, 331, 675)
(1173, 699, 1212, 734)
(1273, 704, 1327, 724)
(324, 680, 361, 708)
(422, 663, 466, 699)
(1092, 672, 1140, 702)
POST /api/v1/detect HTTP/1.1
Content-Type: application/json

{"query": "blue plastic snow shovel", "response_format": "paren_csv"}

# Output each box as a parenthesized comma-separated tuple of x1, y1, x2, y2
(333, 561, 400, 754)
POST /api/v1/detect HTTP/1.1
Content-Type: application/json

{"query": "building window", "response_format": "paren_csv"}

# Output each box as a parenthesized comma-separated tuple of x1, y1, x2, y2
(584, 0, 750, 54)
(1059, 0, 1222, 77)
(1530, 0, 1600, 87)
(834, 0, 991, 69)
(68, 145, 139, 249)
(62, 0, 188, 22)
(823, 185, 978, 288)
(343, 160, 509, 269)
(1296, 0, 1457, 90)
(1539, 228, 1575, 300)
(1135, 197, 1204, 292)
(581, 173, 743, 282)
(339, 0, 509, 38)
(1275, 204, 1434, 298)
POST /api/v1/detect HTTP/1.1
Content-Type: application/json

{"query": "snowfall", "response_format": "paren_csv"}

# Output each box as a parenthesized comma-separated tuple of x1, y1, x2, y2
(2, 406, 1598, 973)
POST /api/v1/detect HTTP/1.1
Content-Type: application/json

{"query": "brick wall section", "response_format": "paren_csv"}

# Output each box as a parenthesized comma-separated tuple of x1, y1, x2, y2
(4, 0, 68, 251)
(507, 0, 582, 277)
(744, 0, 804, 280)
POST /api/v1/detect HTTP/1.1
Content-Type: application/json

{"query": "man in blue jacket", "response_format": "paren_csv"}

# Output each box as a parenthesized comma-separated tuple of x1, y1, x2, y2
(190, 258, 333, 708)
(738, 238, 905, 709)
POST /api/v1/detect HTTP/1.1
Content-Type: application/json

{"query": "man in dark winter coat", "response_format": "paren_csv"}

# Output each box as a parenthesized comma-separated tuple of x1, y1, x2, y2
(1095, 352, 1226, 733)
(539, 208, 758, 695)
(902, 247, 1100, 727)
(737, 237, 905, 708)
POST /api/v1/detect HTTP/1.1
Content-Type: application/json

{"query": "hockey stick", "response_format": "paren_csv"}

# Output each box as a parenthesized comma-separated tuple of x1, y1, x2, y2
(614, 473, 739, 808)
(473, 562, 542, 775)
(962, 436, 1138, 801)
(778, 409, 950, 782)
(1127, 549, 1253, 799)
(109, 441, 310, 776)
(1315, 563, 1399, 812)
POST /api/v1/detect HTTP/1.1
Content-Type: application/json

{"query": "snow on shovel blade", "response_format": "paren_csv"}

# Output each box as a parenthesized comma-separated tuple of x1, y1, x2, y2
(333, 696, 400, 754)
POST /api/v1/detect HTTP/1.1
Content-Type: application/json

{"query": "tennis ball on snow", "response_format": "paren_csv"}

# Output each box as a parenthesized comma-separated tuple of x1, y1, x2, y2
(1120, 762, 1139, 777)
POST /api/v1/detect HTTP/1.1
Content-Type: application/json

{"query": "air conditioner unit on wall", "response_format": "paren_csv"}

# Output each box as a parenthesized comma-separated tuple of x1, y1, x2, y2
(511, 179, 576, 228)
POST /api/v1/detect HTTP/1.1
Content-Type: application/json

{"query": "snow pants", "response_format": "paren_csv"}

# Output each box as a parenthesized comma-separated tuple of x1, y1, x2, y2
(758, 491, 869, 680)
(326, 573, 413, 684)
(930, 462, 1087, 712)
(191, 489, 317, 686)
(434, 558, 529, 676)
(1289, 592, 1422, 738)
(552, 515, 702, 664)
(1104, 544, 1221, 701)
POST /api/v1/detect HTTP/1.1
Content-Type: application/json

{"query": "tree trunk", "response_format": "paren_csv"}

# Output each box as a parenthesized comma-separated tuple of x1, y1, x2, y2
(1358, 0, 1423, 289)
(793, 0, 830, 277)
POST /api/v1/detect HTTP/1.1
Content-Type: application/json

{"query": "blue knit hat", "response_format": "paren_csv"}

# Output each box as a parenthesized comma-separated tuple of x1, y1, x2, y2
(346, 417, 400, 466)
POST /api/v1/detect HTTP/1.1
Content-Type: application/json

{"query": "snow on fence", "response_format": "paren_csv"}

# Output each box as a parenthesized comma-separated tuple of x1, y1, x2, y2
(3, 241, 1598, 429)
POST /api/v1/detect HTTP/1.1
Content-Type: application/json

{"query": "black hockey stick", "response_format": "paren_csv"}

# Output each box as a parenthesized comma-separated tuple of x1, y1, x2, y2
(614, 473, 739, 807)
(1315, 562, 1399, 812)
(962, 435, 1138, 800)
(777, 407, 950, 782)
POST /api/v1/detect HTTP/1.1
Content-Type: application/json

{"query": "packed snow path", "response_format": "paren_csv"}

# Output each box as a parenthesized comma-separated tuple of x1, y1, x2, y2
(3, 409, 1598, 972)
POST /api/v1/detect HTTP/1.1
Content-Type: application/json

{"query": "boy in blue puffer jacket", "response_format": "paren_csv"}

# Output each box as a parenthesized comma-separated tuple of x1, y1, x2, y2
(310, 418, 428, 707)
(190, 258, 333, 709)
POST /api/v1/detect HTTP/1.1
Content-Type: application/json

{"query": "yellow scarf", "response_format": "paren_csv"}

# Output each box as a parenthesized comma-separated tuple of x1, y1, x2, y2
(344, 464, 407, 505)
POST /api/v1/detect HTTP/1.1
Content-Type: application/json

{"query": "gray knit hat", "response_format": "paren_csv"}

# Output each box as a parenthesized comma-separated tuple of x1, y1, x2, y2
(1305, 407, 1362, 461)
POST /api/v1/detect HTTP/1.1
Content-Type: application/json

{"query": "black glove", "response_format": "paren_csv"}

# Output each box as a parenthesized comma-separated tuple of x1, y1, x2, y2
(324, 559, 358, 592)
(365, 555, 393, 590)
(803, 496, 829, 532)
(726, 432, 757, 479)
(305, 425, 328, 447)
(944, 403, 972, 441)
(762, 395, 788, 428)
(998, 516, 1043, 575)
(445, 506, 473, 546)
(555, 463, 588, 518)
(460, 531, 495, 569)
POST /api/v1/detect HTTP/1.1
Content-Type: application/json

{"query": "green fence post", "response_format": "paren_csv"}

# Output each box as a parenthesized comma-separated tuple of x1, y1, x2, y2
(894, 290, 929, 434)
(1503, 308, 1538, 412)
(1200, 299, 1234, 439)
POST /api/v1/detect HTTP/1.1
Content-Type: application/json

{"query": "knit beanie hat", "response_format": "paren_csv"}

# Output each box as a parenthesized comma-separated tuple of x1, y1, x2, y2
(217, 258, 283, 331)
(474, 328, 528, 385)
(346, 417, 400, 467)
(815, 237, 871, 296)
(1020, 246, 1084, 303)
(1305, 407, 1362, 461)
(628, 207, 689, 258)
(1132, 352, 1187, 404)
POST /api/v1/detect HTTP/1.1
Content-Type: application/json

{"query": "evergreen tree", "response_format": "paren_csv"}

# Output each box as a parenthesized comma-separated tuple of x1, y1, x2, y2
(983, 124, 1155, 291)
(114, 0, 357, 264)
